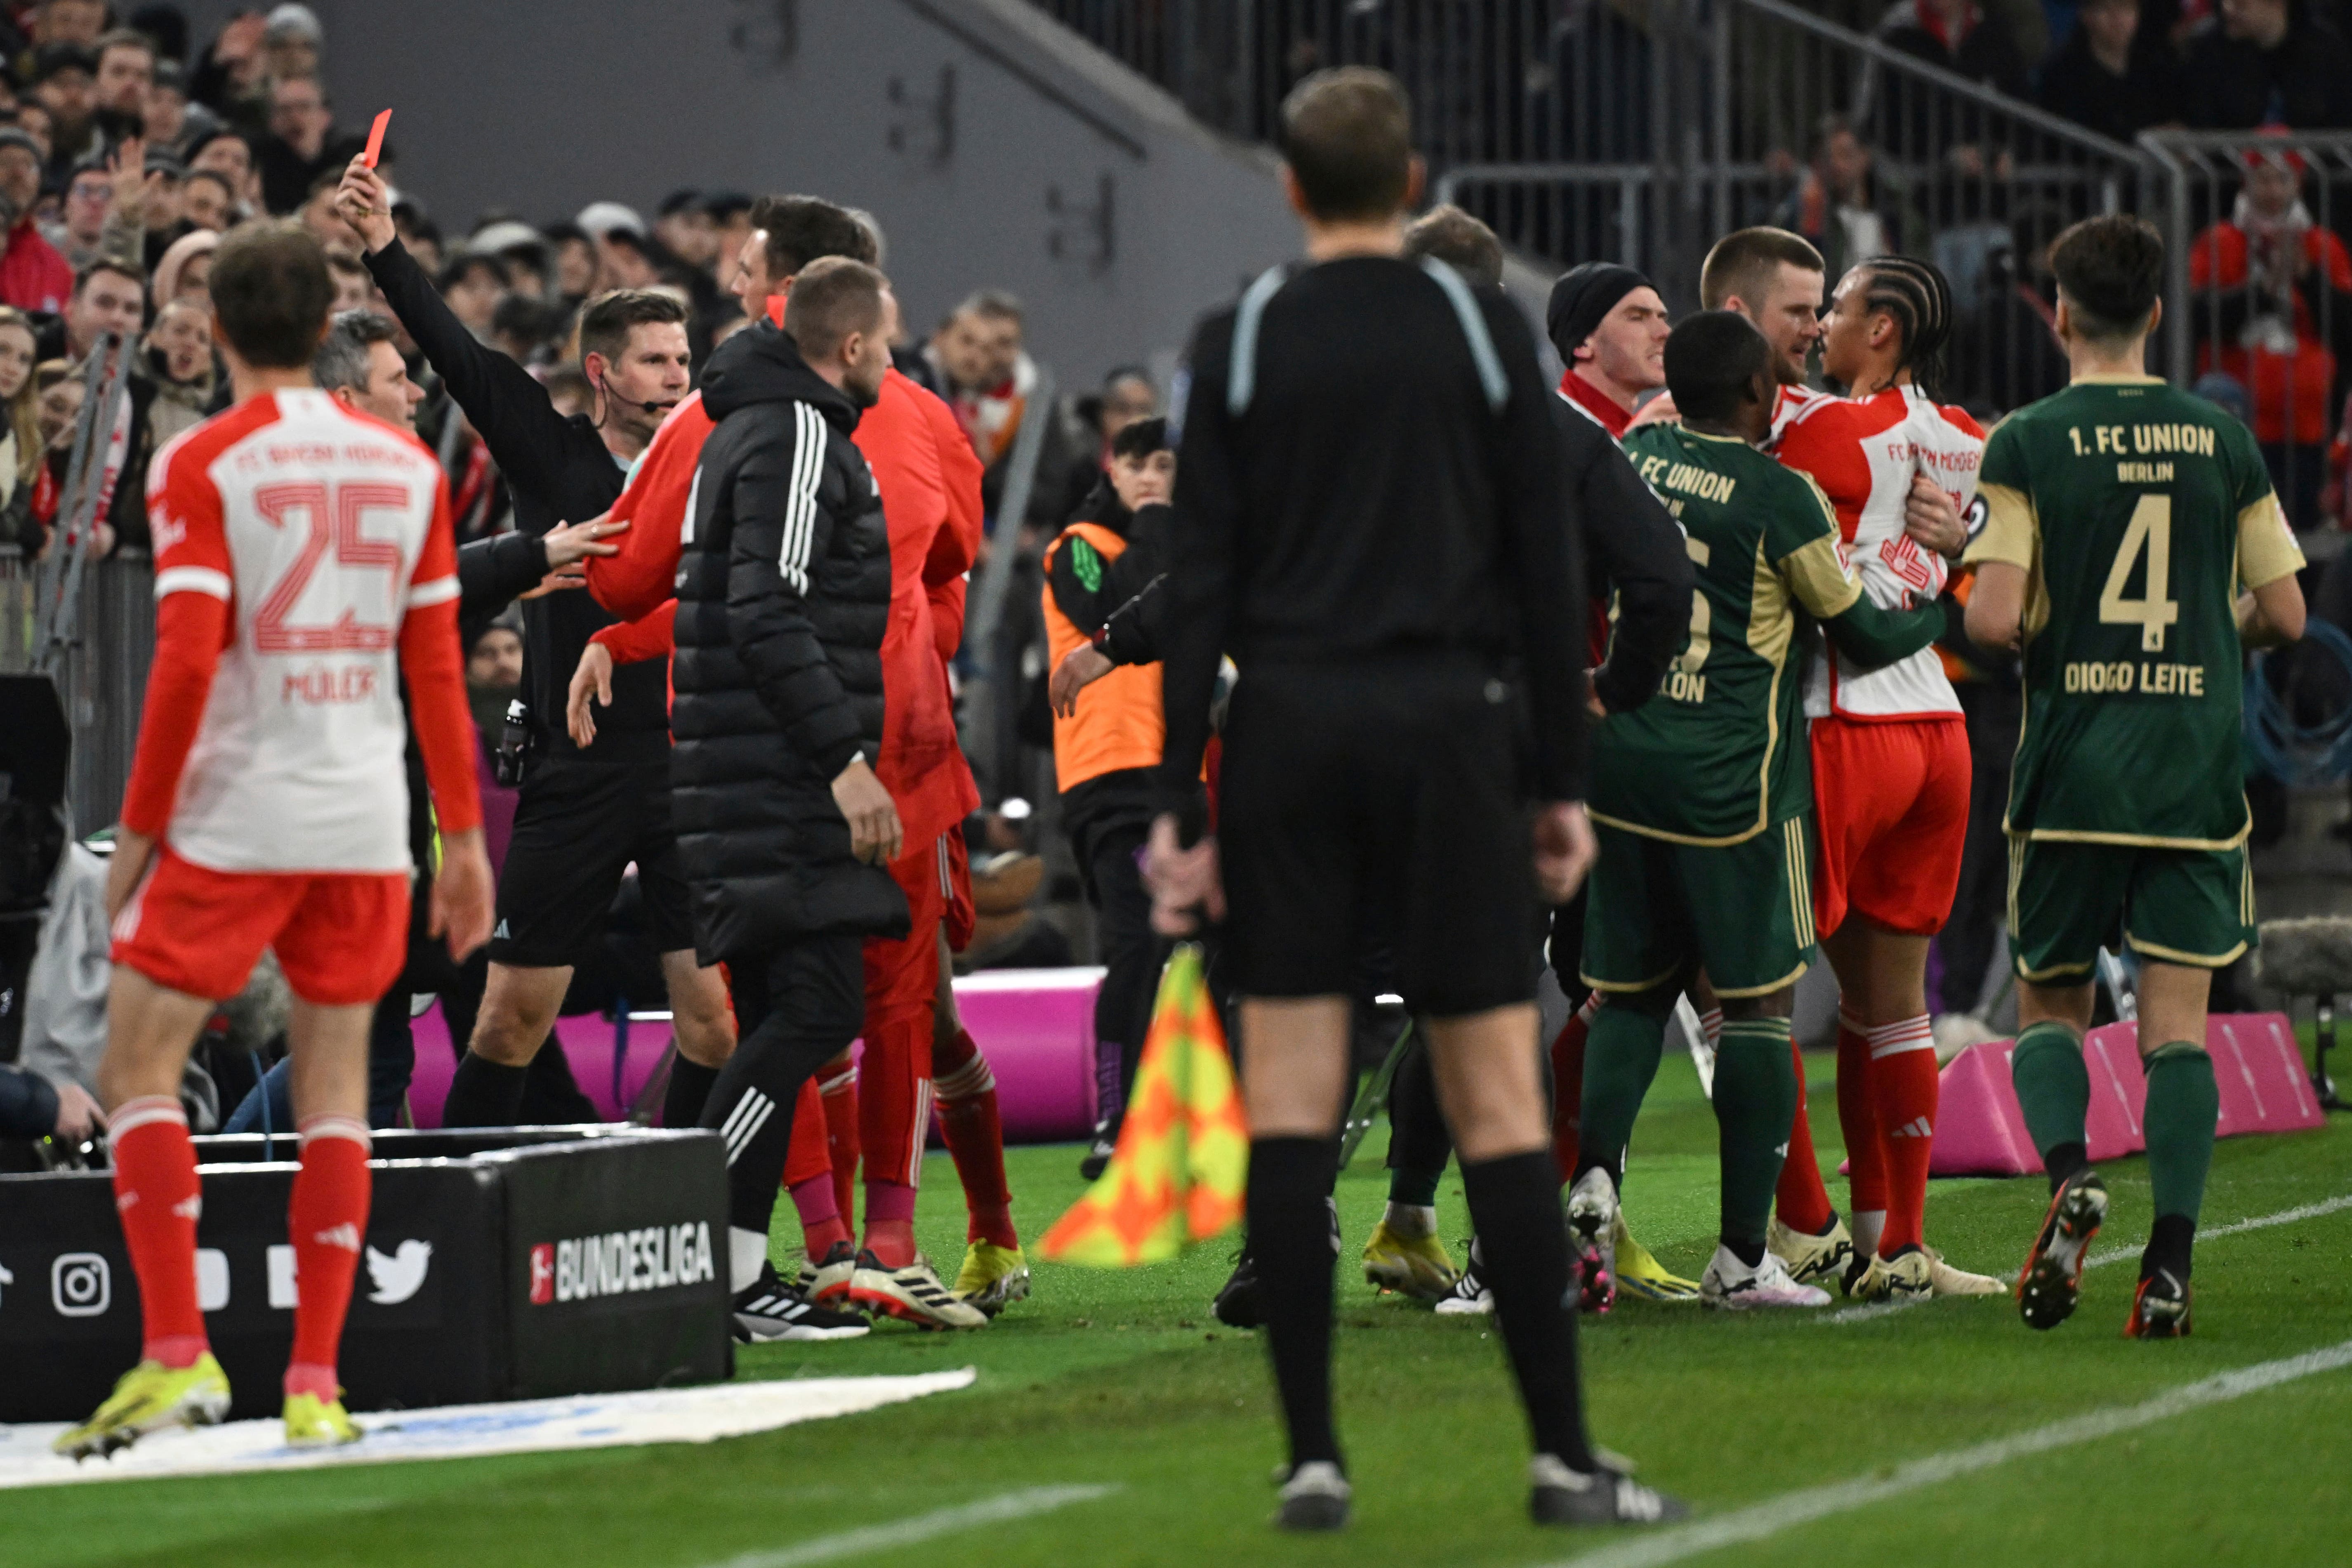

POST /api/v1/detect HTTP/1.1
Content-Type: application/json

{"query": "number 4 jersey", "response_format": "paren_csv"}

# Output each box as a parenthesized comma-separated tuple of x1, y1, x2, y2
(1965, 374, 2304, 847)
(122, 389, 481, 873)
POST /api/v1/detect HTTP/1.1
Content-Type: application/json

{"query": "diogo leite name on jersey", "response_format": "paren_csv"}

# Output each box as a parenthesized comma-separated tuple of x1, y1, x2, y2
(2063, 660, 2207, 696)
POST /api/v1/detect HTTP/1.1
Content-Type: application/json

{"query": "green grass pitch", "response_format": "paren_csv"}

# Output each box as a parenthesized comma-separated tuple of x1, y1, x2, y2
(14, 1044, 2351, 1568)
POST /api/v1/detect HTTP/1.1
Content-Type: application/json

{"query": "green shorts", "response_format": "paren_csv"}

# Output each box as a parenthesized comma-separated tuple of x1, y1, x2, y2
(1581, 816, 1817, 999)
(2007, 832, 2257, 983)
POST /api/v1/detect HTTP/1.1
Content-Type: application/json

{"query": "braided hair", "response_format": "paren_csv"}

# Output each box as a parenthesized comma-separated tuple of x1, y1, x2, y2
(1857, 255, 1954, 399)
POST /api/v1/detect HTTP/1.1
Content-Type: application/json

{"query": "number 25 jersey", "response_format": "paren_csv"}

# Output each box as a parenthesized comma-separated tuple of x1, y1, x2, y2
(143, 389, 460, 873)
(1965, 375, 2303, 847)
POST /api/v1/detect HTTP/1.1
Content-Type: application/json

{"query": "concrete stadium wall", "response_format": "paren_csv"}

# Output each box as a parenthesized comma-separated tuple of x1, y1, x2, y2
(172, 0, 1309, 389)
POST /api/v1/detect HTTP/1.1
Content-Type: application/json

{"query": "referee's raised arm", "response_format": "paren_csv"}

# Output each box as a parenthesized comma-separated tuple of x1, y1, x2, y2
(1141, 65, 1681, 1537)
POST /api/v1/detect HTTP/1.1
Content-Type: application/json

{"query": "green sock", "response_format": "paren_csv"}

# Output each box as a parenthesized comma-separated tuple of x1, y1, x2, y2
(2142, 1041, 2219, 1226)
(1712, 1016, 1798, 1250)
(2010, 1021, 2090, 1169)
(1386, 1165, 1441, 1207)
(1579, 1002, 1667, 1181)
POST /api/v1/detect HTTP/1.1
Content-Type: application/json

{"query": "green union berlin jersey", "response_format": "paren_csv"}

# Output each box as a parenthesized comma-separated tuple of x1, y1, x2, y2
(1965, 375, 2304, 847)
(1596, 425, 1861, 843)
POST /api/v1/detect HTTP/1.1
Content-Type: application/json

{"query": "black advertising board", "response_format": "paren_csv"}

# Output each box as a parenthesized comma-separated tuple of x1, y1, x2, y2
(0, 1127, 728, 1423)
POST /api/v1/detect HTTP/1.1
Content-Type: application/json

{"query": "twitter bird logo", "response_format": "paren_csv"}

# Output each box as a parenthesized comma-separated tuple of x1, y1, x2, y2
(365, 1240, 433, 1305)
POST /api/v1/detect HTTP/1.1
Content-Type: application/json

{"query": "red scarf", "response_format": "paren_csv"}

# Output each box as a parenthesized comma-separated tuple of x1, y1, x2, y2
(1557, 369, 1633, 437)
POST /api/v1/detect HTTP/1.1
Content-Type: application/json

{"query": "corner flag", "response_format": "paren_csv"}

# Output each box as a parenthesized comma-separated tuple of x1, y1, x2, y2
(1039, 945, 1247, 1266)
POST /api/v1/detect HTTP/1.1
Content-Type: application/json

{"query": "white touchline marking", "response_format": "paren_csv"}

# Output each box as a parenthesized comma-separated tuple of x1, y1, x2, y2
(1548, 1339, 2352, 1568)
(1817, 1298, 1919, 1325)
(2085, 1193, 2352, 1270)
(1816, 1194, 2352, 1325)
(699, 1485, 1120, 1568)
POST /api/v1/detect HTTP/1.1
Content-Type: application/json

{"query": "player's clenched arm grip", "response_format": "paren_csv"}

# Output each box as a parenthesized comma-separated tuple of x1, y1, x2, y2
(1778, 531, 1946, 667)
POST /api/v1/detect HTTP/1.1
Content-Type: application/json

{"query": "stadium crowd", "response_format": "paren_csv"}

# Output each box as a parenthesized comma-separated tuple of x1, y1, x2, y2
(0, 1, 2328, 1530)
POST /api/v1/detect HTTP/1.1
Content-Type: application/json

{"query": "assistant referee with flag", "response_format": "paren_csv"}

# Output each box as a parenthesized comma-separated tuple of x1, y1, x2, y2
(1145, 67, 1684, 1533)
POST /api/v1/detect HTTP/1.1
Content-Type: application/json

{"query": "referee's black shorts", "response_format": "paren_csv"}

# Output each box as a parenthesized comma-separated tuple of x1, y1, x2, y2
(1217, 655, 1541, 1019)
(488, 749, 695, 969)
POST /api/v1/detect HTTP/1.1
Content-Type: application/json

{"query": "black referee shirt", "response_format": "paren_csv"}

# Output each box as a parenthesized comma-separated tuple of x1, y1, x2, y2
(366, 237, 667, 760)
(1159, 255, 1587, 807)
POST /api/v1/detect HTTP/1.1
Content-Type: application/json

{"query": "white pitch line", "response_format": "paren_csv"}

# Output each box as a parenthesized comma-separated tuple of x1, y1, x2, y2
(1816, 1298, 1920, 1326)
(1548, 1339, 2352, 1568)
(1817, 1193, 2352, 1325)
(701, 1484, 1120, 1568)
(2085, 1192, 2352, 1270)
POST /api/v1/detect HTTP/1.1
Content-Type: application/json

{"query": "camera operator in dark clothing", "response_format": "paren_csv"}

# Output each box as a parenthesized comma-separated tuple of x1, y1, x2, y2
(1144, 68, 1682, 1533)
(334, 155, 735, 1126)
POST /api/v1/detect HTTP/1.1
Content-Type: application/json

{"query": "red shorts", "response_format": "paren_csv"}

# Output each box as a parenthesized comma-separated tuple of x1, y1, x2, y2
(863, 833, 950, 1018)
(1810, 715, 1969, 939)
(942, 828, 974, 954)
(112, 848, 410, 1006)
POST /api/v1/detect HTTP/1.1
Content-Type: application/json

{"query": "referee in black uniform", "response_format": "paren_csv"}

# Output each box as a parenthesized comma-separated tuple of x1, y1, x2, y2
(337, 157, 735, 1127)
(1148, 69, 1684, 1532)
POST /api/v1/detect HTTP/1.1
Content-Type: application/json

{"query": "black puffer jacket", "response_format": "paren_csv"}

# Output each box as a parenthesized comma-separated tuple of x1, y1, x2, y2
(671, 322, 908, 962)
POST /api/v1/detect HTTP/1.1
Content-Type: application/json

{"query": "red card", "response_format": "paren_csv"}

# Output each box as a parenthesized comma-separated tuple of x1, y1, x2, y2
(362, 109, 391, 169)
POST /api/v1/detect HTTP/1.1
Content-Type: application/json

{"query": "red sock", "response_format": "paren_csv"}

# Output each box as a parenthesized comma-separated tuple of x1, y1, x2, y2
(110, 1098, 207, 1368)
(1547, 999, 1596, 1184)
(285, 1116, 371, 1400)
(789, 1174, 851, 1258)
(1835, 1019, 1888, 1228)
(782, 1079, 831, 1190)
(1868, 1015, 1939, 1254)
(1774, 1037, 1838, 1234)
(820, 1065, 860, 1228)
(863, 1180, 917, 1268)
(782, 1079, 847, 1254)
(934, 1027, 1017, 1249)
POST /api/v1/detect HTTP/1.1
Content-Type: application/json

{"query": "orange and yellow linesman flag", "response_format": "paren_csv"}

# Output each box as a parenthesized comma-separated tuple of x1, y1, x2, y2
(1039, 945, 1247, 1266)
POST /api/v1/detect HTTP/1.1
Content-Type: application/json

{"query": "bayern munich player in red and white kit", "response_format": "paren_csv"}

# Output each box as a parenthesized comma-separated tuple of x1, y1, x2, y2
(1768, 257, 2004, 1302)
(58, 224, 494, 1461)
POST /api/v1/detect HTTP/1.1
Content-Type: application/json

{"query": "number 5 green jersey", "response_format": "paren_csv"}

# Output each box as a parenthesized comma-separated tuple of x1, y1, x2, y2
(1600, 425, 1899, 843)
(1964, 374, 2305, 847)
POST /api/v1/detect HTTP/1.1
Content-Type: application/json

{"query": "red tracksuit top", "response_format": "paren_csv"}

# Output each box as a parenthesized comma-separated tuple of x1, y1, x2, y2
(585, 365, 981, 849)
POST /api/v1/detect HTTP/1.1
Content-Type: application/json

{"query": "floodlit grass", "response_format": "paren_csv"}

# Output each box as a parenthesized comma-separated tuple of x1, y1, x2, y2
(13, 1046, 2350, 1568)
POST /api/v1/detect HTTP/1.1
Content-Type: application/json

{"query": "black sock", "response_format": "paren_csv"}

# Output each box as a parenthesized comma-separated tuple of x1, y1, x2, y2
(1247, 1136, 1343, 1471)
(443, 1052, 528, 1128)
(2043, 1141, 2090, 1193)
(1722, 1234, 1766, 1269)
(2143, 1212, 2195, 1282)
(663, 1056, 722, 1129)
(703, 1041, 827, 1238)
(1461, 1151, 1598, 1470)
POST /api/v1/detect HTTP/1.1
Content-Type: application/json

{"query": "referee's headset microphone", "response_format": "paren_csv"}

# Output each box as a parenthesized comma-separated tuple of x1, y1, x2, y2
(593, 372, 679, 425)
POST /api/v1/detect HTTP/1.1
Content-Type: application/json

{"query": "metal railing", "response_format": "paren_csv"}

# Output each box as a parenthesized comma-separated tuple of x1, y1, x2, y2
(1030, 0, 2171, 418)
(1029, 0, 1666, 167)
(0, 547, 154, 835)
(2143, 131, 2352, 533)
